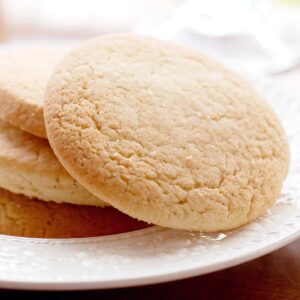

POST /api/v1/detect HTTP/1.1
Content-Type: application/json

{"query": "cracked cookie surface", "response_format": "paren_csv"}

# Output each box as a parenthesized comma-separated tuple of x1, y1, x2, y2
(0, 120, 107, 206)
(45, 34, 289, 231)
(0, 188, 146, 238)
(0, 45, 70, 138)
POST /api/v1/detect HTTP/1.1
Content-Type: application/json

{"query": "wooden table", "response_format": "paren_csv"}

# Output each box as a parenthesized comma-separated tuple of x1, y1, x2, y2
(0, 59, 299, 300)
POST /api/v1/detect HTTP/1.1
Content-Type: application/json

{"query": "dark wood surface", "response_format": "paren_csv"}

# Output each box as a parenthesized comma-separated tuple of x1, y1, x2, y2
(1, 237, 299, 300)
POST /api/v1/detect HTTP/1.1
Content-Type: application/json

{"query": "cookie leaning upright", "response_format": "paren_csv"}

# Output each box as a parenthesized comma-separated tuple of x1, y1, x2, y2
(44, 34, 290, 232)
(0, 46, 70, 138)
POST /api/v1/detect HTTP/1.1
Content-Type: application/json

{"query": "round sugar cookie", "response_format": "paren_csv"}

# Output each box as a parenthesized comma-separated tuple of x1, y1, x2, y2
(0, 188, 147, 238)
(45, 34, 289, 232)
(0, 45, 70, 138)
(0, 120, 107, 206)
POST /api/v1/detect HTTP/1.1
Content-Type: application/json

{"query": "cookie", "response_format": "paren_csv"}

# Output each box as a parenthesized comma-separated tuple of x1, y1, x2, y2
(0, 45, 70, 138)
(0, 188, 147, 238)
(0, 120, 107, 206)
(45, 34, 289, 232)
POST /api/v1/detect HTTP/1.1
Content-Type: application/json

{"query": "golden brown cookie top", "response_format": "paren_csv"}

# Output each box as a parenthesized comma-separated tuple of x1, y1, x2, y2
(0, 45, 70, 138)
(45, 34, 289, 231)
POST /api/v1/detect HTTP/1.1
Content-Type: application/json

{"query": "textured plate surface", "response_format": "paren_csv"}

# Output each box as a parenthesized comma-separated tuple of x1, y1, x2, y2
(0, 76, 299, 291)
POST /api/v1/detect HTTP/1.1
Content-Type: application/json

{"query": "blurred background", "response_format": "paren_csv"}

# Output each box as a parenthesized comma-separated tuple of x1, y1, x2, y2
(0, 0, 299, 75)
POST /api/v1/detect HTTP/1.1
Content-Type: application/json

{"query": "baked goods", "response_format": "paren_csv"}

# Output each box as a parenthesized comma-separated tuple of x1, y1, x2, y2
(0, 46, 69, 138)
(0, 120, 107, 206)
(45, 34, 289, 232)
(0, 188, 146, 238)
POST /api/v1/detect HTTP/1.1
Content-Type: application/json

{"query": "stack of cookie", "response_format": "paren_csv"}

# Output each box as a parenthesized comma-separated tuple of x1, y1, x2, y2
(0, 34, 290, 238)
(0, 45, 146, 238)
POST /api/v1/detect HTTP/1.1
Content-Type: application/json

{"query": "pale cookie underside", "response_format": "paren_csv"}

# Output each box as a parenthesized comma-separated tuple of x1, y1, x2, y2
(0, 46, 71, 138)
(45, 34, 289, 232)
(0, 188, 147, 238)
(0, 120, 108, 206)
